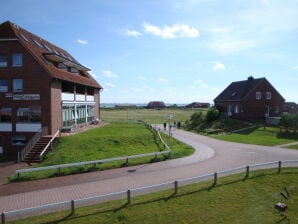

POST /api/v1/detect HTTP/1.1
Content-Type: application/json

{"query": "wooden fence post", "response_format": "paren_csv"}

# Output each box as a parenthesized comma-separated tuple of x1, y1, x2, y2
(245, 166, 250, 179)
(71, 200, 75, 214)
(1, 212, 5, 224)
(127, 190, 131, 204)
(214, 172, 217, 185)
(174, 180, 178, 194)
(278, 161, 282, 173)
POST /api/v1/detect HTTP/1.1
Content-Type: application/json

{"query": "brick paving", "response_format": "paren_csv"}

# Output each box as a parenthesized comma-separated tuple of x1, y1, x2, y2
(1, 128, 298, 214)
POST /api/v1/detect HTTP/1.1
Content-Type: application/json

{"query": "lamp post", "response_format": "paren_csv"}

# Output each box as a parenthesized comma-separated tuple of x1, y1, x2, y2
(167, 114, 173, 148)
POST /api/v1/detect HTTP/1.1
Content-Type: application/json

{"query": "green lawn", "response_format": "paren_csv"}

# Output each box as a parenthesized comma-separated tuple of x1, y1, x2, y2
(10, 122, 193, 181)
(9, 168, 298, 224)
(100, 108, 207, 124)
(212, 126, 298, 146)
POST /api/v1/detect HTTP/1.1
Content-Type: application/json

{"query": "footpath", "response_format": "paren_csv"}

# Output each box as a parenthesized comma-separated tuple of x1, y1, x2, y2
(1, 128, 298, 213)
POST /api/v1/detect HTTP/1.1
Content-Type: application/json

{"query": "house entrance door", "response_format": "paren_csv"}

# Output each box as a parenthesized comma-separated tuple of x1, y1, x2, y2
(0, 136, 3, 154)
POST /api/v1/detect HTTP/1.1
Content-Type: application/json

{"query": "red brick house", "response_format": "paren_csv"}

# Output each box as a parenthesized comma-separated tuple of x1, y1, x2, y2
(214, 77, 285, 120)
(0, 21, 102, 160)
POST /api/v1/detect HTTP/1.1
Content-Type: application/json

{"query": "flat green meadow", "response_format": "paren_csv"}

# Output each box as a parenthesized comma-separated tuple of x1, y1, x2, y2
(9, 168, 298, 224)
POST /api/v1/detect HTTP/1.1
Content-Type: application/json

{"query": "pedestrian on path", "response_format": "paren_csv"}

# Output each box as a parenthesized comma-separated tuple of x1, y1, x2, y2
(163, 122, 166, 131)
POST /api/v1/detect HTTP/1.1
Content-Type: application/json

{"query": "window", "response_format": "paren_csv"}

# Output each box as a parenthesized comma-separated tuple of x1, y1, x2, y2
(0, 108, 12, 122)
(32, 38, 43, 48)
(17, 107, 41, 123)
(12, 53, 23, 67)
(0, 54, 8, 67)
(12, 136, 25, 146)
(13, 79, 23, 92)
(0, 79, 8, 92)
(20, 33, 29, 42)
(256, 91, 262, 100)
(234, 105, 239, 113)
(266, 92, 271, 99)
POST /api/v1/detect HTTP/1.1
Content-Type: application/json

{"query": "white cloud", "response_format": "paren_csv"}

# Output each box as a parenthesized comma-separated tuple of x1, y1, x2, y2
(213, 61, 226, 71)
(143, 22, 199, 39)
(194, 79, 209, 89)
(209, 38, 256, 55)
(105, 82, 115, 88)
(77, 39, 88, 45)
(102, 70, 118, 78)
(158, 78, 168, 83)
(124, 29, 143, 38)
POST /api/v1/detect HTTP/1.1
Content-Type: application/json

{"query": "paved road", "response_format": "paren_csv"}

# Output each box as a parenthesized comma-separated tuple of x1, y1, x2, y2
(1, 128, 298, 212)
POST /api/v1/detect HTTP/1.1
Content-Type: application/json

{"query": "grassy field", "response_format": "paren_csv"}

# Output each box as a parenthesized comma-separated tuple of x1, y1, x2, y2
(212, 126, 298, 146)
(100, 108, 206, 124)
(9, 168, 298, 224)
(10, 122, 193, 181)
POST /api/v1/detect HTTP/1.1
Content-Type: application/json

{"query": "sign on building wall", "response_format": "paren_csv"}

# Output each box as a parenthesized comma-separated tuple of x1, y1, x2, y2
(13, 94, 40, 100)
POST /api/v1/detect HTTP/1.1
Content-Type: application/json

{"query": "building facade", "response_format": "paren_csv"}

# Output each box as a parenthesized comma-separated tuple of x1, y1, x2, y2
(214, 77, 285, 120)
(0, 21, 102, 160)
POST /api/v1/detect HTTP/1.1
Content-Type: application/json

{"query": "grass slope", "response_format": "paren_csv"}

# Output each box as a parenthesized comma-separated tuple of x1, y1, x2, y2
(212, 126, 298, 146)
(10, 122, 193, 181)
(10, 168, 298, 224)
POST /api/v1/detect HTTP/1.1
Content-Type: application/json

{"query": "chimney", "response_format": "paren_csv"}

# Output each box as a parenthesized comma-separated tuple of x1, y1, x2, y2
(248, 76, 254, 81)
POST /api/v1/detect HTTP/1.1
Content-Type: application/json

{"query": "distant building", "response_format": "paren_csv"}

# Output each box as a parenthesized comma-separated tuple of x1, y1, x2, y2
(115, 104, 137, 109)
(186, 102, 210, 109)
(214, 76, 285, 120)
(0, 21, 102, 160)
(147, 101, 166, 109)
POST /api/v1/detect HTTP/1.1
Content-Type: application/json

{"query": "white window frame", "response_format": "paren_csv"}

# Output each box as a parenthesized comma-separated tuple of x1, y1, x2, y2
(266, 92, 271, 100)
(256, 91, 262, 100)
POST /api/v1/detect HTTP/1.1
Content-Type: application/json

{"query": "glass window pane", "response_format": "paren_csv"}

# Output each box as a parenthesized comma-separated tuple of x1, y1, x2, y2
(12, 53, 23, 67)
(0, 79, 8, 92)
(0, 54, 8, 67)
(0, 107, 12, 122)
(13, 79, 23, 92)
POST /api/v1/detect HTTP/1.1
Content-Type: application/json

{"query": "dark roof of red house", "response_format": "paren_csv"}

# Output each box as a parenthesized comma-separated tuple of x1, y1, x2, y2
(0, 21, 102, 89)
(214, 76, 285, 102)
(147, 101, 166, 108)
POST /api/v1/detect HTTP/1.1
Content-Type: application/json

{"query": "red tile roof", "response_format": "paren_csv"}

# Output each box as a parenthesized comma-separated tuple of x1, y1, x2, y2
(0, 21, 102, 89)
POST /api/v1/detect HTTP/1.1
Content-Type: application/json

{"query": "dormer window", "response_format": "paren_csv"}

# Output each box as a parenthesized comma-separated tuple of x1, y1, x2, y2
(58, 63, 67, 71)
(20, 33, 29, 42)
(32, 38, 43, 48)
(44, 44, 53, 52)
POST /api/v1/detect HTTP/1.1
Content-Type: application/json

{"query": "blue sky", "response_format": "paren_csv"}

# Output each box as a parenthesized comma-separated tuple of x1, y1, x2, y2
(1, 0, 298, 104)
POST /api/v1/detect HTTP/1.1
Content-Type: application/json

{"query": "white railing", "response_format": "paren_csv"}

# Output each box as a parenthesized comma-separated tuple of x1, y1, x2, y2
(19, 127, 48, 162)
(3, 160, 298, 222)
(16, 150, 171, 177)
(39, 129, 60, 158)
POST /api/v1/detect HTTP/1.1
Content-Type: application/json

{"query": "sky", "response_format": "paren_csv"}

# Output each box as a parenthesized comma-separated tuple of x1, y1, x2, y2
(1, 0, 298, 104)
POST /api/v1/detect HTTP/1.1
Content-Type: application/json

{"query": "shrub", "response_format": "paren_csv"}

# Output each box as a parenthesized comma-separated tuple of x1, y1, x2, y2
(206, 107, 220, 124)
